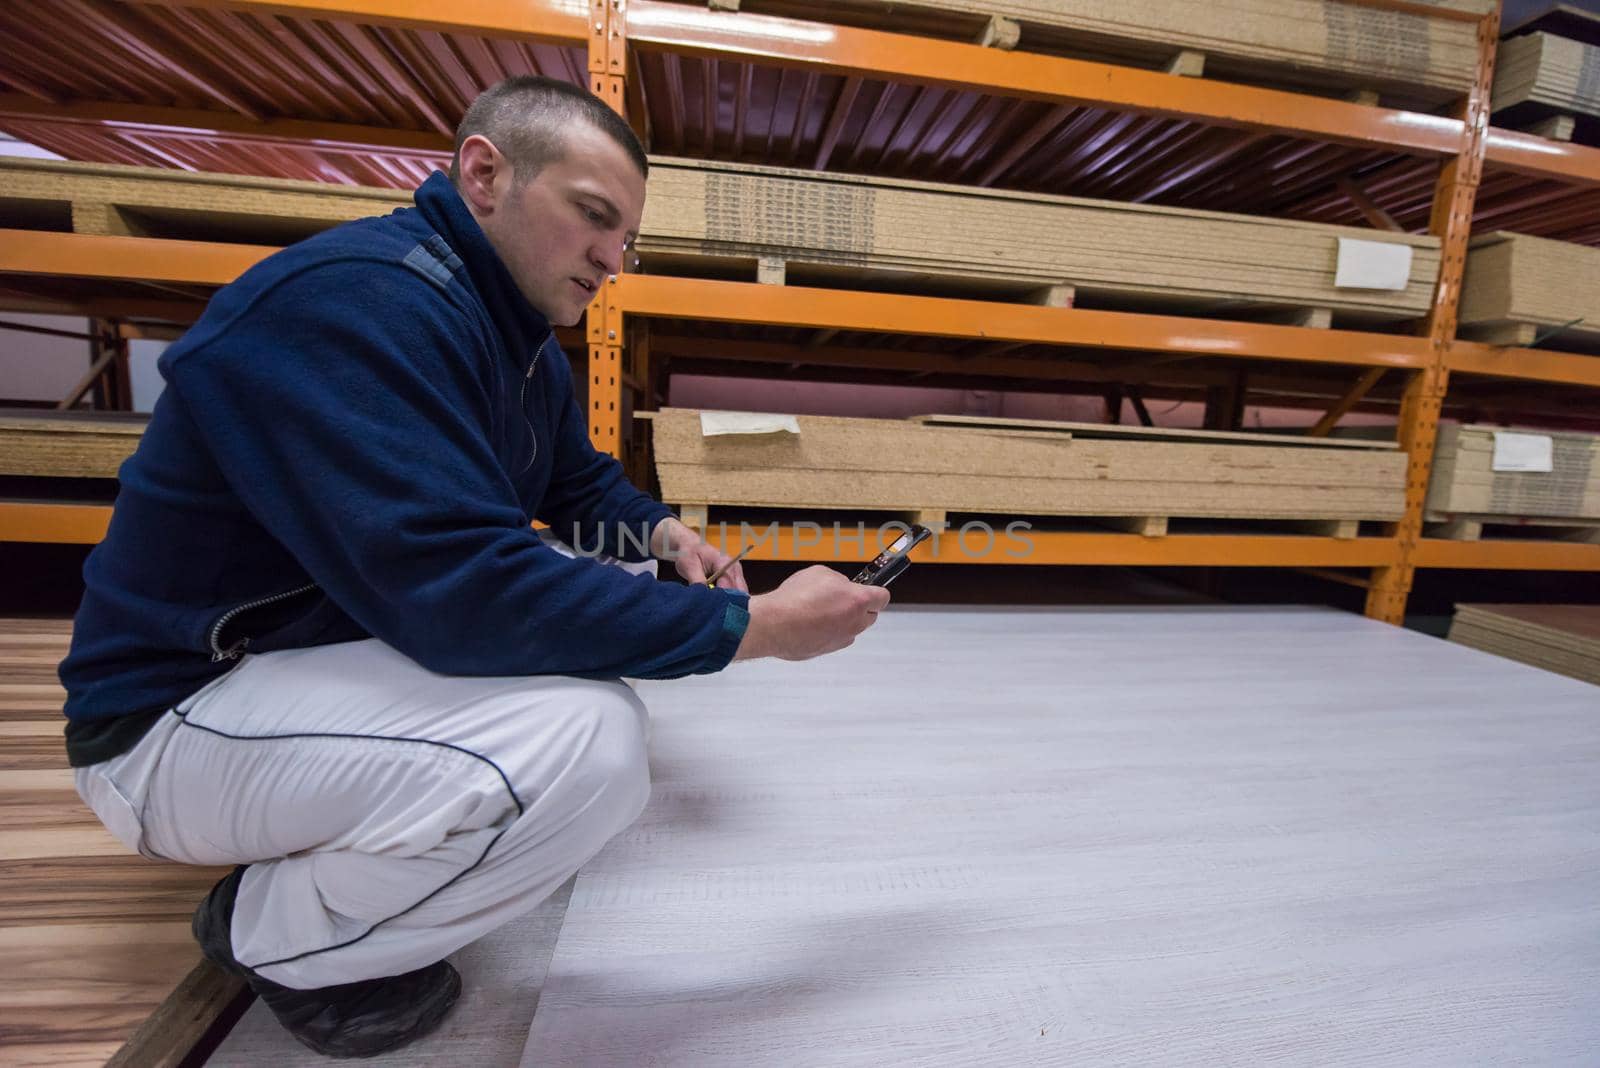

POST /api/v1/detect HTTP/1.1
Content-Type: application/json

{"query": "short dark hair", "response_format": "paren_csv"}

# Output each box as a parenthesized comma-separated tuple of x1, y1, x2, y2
(448, 76, 648, 185)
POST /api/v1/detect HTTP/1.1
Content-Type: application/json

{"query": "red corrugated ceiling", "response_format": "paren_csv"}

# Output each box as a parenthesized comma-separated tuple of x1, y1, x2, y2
(1, 0, 1596, 243)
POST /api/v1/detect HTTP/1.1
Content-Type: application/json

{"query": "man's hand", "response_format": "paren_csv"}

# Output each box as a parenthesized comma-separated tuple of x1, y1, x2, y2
(735, 565, 890, 662)
(651, 516, 749, 593)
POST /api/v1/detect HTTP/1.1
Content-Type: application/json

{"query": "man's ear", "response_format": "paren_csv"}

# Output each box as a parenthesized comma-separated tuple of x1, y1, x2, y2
(455, 135, 504, 216)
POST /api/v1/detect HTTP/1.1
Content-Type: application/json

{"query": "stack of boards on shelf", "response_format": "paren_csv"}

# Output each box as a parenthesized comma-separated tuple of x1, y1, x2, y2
(0, 157, 407, 243)
(1460, 233, 1600, 351)
(0, 157, 1441, 325)
(1492, 4, 1600, 143)
(752, 0, 1485, 103)
(0, 412, 146, 479)
(653, 408, 1406, 536)
(1449, 604, 1600, 687)
(639, 159, 1440, 321)
(1426, 423, 1600, 541)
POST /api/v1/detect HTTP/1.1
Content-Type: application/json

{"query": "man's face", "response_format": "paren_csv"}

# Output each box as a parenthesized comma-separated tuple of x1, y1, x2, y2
(466, 122, 644, 327)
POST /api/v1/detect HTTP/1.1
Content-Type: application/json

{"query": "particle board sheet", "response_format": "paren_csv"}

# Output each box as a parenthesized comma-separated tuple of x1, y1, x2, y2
(1426, 422, 1600, 521)
(521, 606, 1600, 1066)
(0, 156, 407, 243)
(1458, 232, 1600, 348)
(1492, 31, 1600, 119)
(910, 413, 1400, 449)
(640, 159, 1441, 320)
(653, 408, 1408, 520)
(778, 0, 1481, 99)
(0, 412, 146, 478)
(0, 619, 229, 1067)
(1449, 603, 1600, 687)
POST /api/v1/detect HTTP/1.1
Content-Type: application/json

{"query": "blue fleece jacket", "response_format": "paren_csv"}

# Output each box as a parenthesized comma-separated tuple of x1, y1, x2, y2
(59, 173, 748, 766)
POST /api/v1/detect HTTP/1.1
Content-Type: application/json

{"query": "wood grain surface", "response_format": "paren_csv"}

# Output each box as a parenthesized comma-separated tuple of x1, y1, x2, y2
(0, 621, 227, 1067)
(523, 606, 1600, 1066)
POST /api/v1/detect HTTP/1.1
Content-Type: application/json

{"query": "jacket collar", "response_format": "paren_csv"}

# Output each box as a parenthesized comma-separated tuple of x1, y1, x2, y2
(413, 171, 551, 366)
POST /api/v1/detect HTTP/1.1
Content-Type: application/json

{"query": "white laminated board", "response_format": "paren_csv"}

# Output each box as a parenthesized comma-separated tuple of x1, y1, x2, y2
(522, 606, 1600, 1066)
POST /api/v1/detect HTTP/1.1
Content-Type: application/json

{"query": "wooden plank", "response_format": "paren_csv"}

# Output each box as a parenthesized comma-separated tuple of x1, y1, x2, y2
(973, 14, 1019, 50)
(909, 413, 1399, 448)
(0, 620, 236, 1065)
(756, 256, 787, 286)
(1164, 49, 1206, 78)
(104, 960, 249, 1068)
(1103, 516, 1168, 536)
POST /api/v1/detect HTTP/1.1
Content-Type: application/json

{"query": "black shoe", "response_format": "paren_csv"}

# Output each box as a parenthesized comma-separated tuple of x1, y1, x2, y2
(193, 865, 463, 1058)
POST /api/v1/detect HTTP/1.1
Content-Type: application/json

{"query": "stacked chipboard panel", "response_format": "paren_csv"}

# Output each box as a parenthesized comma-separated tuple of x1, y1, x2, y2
(0, 414, 145, 479)
(1460, 234, 1600, 350)
(1492, 26, 1600, 123)
(640, 159, 1440, 320)
(1449, 604, 1600, 686)
(1427, 424, 1600, 532)
(653, 408, 1407, 525)
(783, 0, 1483, 101)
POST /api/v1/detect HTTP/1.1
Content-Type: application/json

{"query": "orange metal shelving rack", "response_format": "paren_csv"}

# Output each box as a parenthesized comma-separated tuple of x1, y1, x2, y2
(2, 0, 1598, 614)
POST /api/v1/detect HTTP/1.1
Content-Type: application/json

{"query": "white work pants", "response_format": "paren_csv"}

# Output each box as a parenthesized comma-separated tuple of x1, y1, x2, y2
(75, 622, 653, 990)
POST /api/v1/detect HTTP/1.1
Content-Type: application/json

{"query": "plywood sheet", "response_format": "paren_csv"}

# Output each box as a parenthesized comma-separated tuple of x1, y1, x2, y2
(523, 606, 1600, 1065)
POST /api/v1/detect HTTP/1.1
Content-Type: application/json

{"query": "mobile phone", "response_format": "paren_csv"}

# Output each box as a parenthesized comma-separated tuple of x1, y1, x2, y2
(851, 524, 932, 587)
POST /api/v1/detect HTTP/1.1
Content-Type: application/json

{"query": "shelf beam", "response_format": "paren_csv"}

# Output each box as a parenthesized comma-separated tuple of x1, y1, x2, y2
(137, 0, 589, 44)
(0, 230, 266, 286)
(1445, 340, 1600, 389)
(1484, 128, 1600, 188)
(1412, 539, 1600, 572)
(0, 502, 112, 544)
(617, 275, 1431, 369)
(0, 93, 453, 157)
(695, 525, 1402, 567)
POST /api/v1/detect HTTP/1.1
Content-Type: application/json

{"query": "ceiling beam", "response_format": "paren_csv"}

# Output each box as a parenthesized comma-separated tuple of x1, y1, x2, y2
(0, 93, 453, 157)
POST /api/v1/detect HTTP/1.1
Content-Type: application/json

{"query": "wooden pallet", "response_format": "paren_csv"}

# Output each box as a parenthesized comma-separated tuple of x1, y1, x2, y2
(642, 247, 1356, 325)
(0, 619, 241, 1067)
(1425, 512, 1600, 543)
(674, 501, 1365, 541)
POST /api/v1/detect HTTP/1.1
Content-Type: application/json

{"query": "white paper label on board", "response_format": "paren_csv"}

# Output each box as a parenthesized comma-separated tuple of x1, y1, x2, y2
(1491, 431, 1554, 473)
(700, 412, 801, 437)
(1333, 238, 1414, 291)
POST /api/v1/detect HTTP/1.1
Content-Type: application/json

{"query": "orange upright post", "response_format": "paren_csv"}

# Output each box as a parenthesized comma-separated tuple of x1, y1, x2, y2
(586, 0, 628, 458)
(1365, 5, 1500, 624)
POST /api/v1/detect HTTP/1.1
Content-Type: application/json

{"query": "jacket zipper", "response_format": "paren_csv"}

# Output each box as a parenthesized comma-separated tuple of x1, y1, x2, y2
(518, 332, 550, 473)
(208, 583, 318, 662)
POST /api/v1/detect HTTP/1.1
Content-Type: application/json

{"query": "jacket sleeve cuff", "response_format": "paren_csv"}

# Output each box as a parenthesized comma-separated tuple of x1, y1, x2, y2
(700, 592, 750, 673)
